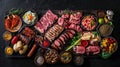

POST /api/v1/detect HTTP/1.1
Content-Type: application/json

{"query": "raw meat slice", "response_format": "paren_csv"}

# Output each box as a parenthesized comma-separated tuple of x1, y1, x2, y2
(57, 18, 64, 26)
(73, 46, 85, 54)
(34, 22, 44, 33)
(34, 10, 58, 34)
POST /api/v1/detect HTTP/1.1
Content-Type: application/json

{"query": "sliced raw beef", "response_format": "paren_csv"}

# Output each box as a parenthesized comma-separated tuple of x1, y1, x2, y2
(86, 46, 100, 55)
(57, 18, 64, 26)
(51, 30, 75, 50)
(34, 22, 44, 33)
(73, 46, 85, 54)
(34, 10, 58, 34)
(69, 24, 82, 32)
(61, 13, 69, 19)
(69, 12, 82, 24)
(57, 17, 69, 29)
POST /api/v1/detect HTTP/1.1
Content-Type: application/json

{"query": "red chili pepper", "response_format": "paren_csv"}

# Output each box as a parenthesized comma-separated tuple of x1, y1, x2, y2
(11, 36, 18, 45)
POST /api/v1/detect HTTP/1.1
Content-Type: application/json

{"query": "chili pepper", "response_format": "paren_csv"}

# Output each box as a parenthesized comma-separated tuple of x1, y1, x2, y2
(11, 36, 18, 45)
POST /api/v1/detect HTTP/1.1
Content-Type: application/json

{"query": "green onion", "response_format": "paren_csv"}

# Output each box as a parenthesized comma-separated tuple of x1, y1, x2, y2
(66, 33, 82, 51)
(66, 38, 81, 51)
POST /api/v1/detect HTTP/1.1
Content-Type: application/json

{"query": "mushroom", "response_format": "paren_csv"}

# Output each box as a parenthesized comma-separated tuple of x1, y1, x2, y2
(16, 41, 23, 50)
(19, 45, 28, 55)
(13, 44, 19, 52)
(13, 41, 23, 52)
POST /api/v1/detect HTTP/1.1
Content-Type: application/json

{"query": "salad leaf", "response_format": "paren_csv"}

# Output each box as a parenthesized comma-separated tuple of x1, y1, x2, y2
(101, 52, 112, 59)
(92, 31, 98, 36)
(109, 21, 113, 26)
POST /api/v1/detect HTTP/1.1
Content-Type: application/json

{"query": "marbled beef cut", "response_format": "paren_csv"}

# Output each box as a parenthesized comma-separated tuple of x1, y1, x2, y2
(69, 12, 82, 24)
(73, 46, 85, 54)
(69, 24, 82, 32)
(86, 46, 100, 55)
(34, 10, 58, 34)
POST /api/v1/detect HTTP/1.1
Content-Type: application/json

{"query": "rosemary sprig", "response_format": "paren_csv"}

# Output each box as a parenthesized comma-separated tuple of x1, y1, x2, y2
(9, 8, 24, 15)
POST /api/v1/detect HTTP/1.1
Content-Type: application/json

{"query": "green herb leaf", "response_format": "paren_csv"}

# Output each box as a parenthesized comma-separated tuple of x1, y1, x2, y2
(91, 20, 95, 27)
(92, 31, 98, 36)
(64, 9, 70, 14)
(109, 21, 113, 26)
(9, 8, 24, 15)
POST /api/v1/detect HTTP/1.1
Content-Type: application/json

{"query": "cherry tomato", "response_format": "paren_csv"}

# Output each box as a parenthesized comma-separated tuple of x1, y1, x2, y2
(43, 40, 49, 47)
(80, 40, 88, 47)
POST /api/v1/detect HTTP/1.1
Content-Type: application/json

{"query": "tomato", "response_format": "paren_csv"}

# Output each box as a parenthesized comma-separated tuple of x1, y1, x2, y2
(80, 40, 88, 47)
(11, 36, 18, 45)
(43, 40, 50, 47)
(28, 14, 33, 20)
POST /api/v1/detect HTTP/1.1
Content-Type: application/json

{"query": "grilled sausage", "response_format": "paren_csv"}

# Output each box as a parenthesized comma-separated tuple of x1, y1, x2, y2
(27, 44, 37, 57)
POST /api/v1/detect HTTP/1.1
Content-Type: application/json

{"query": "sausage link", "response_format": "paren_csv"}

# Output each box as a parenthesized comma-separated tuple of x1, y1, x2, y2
(27, 44, 37, 57)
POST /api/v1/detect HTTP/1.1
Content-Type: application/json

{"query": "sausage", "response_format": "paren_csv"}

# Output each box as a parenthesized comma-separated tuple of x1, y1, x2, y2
(27, 44, 37, 57)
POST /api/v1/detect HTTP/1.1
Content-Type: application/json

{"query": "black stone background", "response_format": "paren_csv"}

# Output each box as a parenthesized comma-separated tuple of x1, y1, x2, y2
(0, 0, 120, 67)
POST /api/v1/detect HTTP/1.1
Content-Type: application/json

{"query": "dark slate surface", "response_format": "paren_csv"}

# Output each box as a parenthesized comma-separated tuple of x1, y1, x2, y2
(0, 0, 120, 67)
